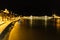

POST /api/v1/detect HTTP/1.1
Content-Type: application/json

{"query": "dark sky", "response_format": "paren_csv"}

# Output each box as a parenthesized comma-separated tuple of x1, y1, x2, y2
(0, 0, 60, 16)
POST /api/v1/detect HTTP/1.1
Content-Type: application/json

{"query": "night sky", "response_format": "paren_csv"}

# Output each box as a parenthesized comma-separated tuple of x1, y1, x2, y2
(0, 0, 60, 16)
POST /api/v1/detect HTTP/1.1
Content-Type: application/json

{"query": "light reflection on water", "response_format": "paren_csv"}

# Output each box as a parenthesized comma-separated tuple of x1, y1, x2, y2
(23, 18, 60, 32)
(56, 19, 60, 32)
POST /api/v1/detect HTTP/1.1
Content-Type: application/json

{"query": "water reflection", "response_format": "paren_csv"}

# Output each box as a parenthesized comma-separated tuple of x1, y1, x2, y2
(22, 14, 60, 32)
(45, 15, 48, 28)
(24, 18, 60, 32)
(30, 15, 32, 27)
(23, 18, 58, 40)
(56, 18, 60, 32)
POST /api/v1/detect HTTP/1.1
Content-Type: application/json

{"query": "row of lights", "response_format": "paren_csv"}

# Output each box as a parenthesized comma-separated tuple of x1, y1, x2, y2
(20, 14, 60, 27)
(22, 14, 60, 20)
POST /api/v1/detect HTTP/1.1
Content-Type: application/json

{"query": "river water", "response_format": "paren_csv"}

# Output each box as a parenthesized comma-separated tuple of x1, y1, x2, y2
(22, 19, 60, 40)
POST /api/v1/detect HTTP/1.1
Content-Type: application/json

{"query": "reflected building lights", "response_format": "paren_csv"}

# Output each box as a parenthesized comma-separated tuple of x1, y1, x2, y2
(45, 15, 47, 27)
(52, 14, 60, 31)
(30, 15, 32, 27)
(22, 15, 53, 28)
(56, 18, 60, 32)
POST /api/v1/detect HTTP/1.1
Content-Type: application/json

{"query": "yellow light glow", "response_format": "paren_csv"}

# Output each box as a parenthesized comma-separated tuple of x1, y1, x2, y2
(45, 15, 47, 20)
(48, 17, 53, 19)
(3, 9, 9, 14)
(45, 15, 47, 27)
(30, 15, 32, 27)
(52, 14, 60, 18)
(56, 19, 60, 31)
(0, 21, 4, 25)
(53, 14, 56, 17)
